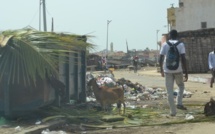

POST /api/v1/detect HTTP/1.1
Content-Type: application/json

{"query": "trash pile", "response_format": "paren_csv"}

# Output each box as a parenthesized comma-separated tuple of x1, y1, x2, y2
(86, 72, 193, 107)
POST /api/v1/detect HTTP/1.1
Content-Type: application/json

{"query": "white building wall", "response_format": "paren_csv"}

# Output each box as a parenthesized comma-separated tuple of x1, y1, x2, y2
(176, 0, 215, 32)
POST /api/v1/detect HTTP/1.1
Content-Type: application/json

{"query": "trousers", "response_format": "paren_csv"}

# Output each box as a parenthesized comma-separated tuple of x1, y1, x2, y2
(210, 69, 215, 87)
(165, 72, 185, 115)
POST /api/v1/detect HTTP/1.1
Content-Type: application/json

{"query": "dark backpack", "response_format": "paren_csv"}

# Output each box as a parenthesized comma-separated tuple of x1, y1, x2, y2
(166, 41, 181, 70)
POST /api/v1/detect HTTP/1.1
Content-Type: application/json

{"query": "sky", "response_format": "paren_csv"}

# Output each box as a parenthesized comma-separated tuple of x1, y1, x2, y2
(1, 0, 178, 52)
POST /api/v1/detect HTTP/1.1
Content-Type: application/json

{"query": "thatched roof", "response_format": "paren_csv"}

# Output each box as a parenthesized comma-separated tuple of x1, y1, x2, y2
(0, 28, 94, 86)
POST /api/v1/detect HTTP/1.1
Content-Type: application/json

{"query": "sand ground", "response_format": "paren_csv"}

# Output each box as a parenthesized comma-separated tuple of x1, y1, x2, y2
(1, 67, 215, 134)
(95, 67, 215, 134)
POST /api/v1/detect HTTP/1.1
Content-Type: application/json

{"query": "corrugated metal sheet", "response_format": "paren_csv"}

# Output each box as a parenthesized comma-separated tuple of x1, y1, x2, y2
(0, 35, 87, 117)
(0, 75, 55, 116)
(59, 50, 86, 103)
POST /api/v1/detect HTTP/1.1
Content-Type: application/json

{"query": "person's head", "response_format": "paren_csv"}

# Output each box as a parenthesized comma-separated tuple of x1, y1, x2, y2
(169, 29, 178, 40)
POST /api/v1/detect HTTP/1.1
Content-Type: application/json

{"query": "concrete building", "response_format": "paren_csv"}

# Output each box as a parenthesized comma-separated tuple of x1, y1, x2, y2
(169, 0, 215, 32)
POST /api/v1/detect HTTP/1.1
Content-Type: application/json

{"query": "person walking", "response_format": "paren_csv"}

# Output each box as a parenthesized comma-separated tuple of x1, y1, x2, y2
(133, 55, 139, 73)
(159, 29, 188, 116)
(208, 48, 215, 88)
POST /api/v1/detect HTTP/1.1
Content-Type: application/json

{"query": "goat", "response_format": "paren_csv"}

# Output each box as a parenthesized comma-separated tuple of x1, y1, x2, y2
(87, 78, 126, 114)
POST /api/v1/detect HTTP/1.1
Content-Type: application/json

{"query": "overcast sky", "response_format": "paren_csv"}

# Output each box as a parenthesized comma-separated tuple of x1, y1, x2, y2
(1, 0, 178, 52)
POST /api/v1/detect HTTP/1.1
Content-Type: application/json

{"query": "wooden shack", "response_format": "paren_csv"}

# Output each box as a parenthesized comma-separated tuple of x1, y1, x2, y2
(0, 28, 91, 117)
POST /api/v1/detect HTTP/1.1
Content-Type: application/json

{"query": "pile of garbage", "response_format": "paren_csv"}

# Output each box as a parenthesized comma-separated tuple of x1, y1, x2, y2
(86, 72, 193, 105)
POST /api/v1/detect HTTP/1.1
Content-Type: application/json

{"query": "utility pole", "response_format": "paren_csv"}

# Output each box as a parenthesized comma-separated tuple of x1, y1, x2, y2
(105, 20, 111, 71)
(39, 0, 42, 31)
(51, 17, 54, 32)
(42, 0, 47, 31)
(126, 39, 129, 53)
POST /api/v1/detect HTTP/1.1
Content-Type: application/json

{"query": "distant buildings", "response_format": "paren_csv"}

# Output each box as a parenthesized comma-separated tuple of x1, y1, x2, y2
(90, 48, 158, 68)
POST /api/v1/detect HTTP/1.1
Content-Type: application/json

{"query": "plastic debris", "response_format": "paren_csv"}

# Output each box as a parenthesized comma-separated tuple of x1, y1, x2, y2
(96, 76, 116, 87)
(35, 120, 41, 125)
(185, 114, 194, 120)
(86, 72, 194, 110)
(106, 127, 113, 130)
(174, 89, 193, 98)
(14, 126, 21, 131)
(41, 129, 67, 134)
(86, 97, 96, 102)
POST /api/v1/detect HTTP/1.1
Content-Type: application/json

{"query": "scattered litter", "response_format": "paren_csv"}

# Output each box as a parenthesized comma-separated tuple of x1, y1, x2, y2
(35, 120, 41, 125)
(86, 97, 96, 102)
(86, 72, 194, 110)
(141, 105, 148, 108)
(185, 114, 194, 120)
(41, 129, 67, 134)
(97, 76, 116, 87)
(69, 100, 76, 104)
(128, 105, 136, 109)
(14, 126, 21, 131)
(174, 89, 193, 98)
(106, 127, 113, 130)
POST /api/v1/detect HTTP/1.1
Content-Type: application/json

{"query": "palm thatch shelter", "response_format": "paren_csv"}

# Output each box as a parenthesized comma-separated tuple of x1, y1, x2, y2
(0, 28, 93, 116)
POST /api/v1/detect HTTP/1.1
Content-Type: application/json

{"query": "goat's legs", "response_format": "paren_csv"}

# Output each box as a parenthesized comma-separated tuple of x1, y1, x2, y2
(117, 102, 122, 114)
(117, 101, 126, 115)
(122, 102, 126, 114)
(100, 102, 106, 112)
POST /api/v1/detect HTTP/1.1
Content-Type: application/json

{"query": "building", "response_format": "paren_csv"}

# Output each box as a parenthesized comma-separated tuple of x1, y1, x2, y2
(179, 28, 215, 73)
(176, 0, 215, 32)
(166, 0, 215, 73)
(0, 28, 89, 116)
(167, 0, 215, 32)
(167, 4, 176, 31)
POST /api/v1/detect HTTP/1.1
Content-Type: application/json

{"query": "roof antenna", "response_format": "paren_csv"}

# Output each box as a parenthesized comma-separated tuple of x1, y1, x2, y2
(171, 3, 174, 7)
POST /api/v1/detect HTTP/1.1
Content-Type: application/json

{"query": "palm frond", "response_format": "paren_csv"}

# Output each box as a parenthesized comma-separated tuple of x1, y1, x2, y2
(0, 28, 94, 86)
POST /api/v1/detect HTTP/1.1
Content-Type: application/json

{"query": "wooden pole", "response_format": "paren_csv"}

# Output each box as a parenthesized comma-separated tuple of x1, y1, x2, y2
(51, 17, 54, 32)
(42, 0, 47, 31)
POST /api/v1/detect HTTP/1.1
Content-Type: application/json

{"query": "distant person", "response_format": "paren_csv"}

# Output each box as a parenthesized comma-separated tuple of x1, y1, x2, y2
(208, 48, 215, 88)
(97, 58, 102, 71)
(101, 57, 106, 70)
(159, 29, 188, 116)
(133, 56, 139, 73)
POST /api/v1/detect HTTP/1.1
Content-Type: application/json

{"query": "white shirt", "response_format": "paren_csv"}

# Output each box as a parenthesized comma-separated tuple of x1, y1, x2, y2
(208, 51, 215, 69)
(160, 39, 186, 73)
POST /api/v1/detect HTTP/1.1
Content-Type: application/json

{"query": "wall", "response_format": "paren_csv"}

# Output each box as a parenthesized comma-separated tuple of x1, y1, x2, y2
(179, 28, 215, 73)
(59, 49, 86, 103)
(176, 0, 215, 32)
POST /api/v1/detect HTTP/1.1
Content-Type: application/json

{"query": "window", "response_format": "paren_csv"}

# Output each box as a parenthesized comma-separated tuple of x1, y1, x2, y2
(201, 22, 207, 29)
(179, 2, 184, 7)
